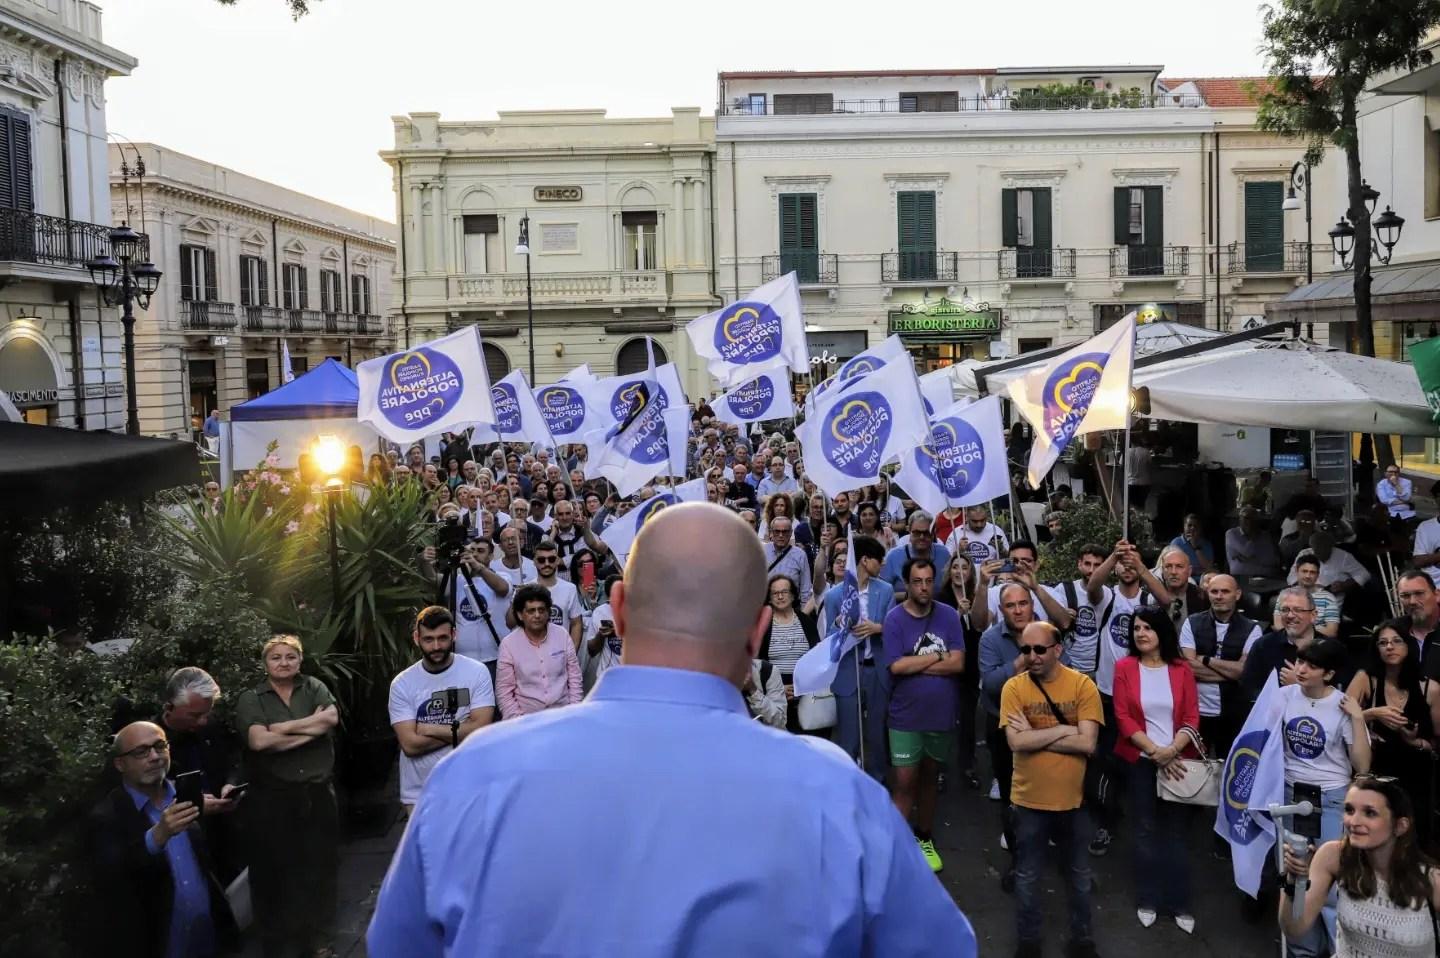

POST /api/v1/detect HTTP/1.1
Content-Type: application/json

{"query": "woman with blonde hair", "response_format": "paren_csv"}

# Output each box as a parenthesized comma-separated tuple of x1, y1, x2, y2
(234, 635, 341, 958)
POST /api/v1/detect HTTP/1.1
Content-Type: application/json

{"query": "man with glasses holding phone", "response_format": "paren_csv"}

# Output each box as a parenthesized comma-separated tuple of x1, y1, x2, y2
(91, 721, 233, 957)
(1000, 621, 1103, 958)
(762, 517, 814, 607)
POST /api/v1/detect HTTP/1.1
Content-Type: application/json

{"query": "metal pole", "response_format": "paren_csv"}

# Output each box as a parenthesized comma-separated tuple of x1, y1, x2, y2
(325, 490, 341, 614)
(1121, 416, 1132, 543)
(525, 245, 535, 383)
(853, 643, 865, 772)
(121, 272, 140, 436)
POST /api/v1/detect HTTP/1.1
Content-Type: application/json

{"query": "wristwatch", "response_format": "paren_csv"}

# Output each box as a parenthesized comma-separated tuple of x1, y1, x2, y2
(1202, 655, 1212, 668)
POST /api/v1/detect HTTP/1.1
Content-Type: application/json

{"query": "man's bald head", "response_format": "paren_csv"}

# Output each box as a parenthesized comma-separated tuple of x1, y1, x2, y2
(112, 721, 170, 789)
(614, 503, 769, 686)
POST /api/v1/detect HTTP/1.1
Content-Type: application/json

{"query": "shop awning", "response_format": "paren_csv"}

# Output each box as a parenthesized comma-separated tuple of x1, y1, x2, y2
(1267, 262, 1440, 321)
(0, 423, 201, 509)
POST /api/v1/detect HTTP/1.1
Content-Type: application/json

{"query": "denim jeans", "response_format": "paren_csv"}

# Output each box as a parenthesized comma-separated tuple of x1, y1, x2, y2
(834, 662, 890, 783)
(1012, 805, 1094, 946)
(1127, 759, 1192, 914)
(1284, 781, 1345, 958)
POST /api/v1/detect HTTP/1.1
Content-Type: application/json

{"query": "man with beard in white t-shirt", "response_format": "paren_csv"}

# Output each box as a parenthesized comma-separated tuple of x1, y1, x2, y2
(448, 539, 511, 686)
(1054, 545, 1112, 678)
(507, 540, 584, 652)
(388, 607, 496, 813)
(944, 504, 1010, 569)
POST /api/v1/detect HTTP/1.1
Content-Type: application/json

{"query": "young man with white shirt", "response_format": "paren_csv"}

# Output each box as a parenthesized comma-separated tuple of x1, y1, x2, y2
(1056, 545, 1112, 678)
(449, 539, 511, 685)
(507, 540, 584, 651)
(944, 505, 1011, 569)
(388, 607, 496, 812)
(490, 524, 536, 590)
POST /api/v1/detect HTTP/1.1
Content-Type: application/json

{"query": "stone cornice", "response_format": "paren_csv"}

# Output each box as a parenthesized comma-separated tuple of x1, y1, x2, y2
(133, 180, 396, 251)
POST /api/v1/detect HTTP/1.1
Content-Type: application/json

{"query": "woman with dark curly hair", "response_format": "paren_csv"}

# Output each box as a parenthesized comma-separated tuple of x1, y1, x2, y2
(1282, 774, 1440, 956)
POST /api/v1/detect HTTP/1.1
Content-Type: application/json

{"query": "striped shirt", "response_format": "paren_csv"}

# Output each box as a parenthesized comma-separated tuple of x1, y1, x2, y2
(767, 617, 810, 675)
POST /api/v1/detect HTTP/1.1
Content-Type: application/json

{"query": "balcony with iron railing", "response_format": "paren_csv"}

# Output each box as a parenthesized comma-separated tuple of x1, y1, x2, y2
(997, 247, 1077, 280)
(1224, 241, 1312, 276)
(721, 92, 1207, 115)
(761, 252, 839, 286)
(448, 270, 670, 305)
(237, 305, 384, 337)
(180, 300, 236, 331)
(1108, 245, 1191, 278)
(0, 207, 151, 279)
(881, 251, 959, 284)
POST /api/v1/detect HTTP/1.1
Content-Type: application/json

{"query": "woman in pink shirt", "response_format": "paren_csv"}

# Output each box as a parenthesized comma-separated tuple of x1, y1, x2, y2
(1113, 604, 1201, 936)
(497, 583, 583, 718)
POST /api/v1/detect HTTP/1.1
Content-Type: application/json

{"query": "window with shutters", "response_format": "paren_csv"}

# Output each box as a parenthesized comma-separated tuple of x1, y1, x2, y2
(1113, 186, 1163, 275)
(899, 92, 958, 113)
(319, 269, 343, 313)
(622, 210, 658, 271)
(463, 214, 499, 273)
(1244, 181, 1285, 271)
(896, 191, 937, 281)
(351, 274, 371, 315)
(778, 193, 819, 283)
(773, 93, 833, 115)
(239, 255, 268, 307)
(0, 106, 34, 212)
(1001, 187, 1053, 277)
(282, 264, 308, 310)
(179, 245, 218, 301)
(246, 358, 269, 399)
(615, 337, 669, 375)
(481, 342, 511, 382)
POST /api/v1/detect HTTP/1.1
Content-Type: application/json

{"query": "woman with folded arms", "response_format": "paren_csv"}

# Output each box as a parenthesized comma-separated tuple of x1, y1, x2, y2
(1112, 605, 1201, 934)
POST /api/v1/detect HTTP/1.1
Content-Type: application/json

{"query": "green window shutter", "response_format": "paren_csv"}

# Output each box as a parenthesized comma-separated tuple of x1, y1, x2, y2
(1031, 188, 1053, 249)
(179, 245, 195, 300)
(1001, 189, 1018, 247)
(1142, 187, 1163, 248)
(1245, 181, 1284, 270)
(779, 193, 818, 282)
(1113, 188, 1130, 246)
(239, 257, 251, 306)
(204, 250, 218, 302)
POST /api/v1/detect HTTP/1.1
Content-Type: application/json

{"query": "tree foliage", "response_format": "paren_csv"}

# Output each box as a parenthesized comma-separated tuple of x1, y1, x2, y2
(216, 0, 314, 18)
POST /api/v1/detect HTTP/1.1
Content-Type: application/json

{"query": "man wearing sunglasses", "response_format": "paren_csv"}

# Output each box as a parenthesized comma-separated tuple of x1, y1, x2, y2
(91, 722, 233, 957)
(1000, 621, 1103, 958)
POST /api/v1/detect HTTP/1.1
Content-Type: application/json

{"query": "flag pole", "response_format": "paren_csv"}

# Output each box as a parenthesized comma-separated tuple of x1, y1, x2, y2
(854, 647, 865, 772)
(1121, 420, 1131, 543)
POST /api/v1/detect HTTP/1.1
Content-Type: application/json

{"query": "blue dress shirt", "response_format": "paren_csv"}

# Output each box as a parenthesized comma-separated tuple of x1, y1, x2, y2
(128, 780, 214, 958)
(367, 665, 975, 957)
(881, 543, 952, 597)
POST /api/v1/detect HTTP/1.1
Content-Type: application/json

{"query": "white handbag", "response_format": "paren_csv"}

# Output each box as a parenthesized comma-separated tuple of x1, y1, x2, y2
(1156, 726, 1222, 806)
(797, 691, 837, 730)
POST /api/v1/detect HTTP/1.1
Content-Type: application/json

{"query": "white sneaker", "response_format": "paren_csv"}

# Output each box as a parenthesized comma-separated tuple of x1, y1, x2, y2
(1137, 908, 1157, 928)
(988, 779, 1001, 801)
(1175, 914, 1196, 935)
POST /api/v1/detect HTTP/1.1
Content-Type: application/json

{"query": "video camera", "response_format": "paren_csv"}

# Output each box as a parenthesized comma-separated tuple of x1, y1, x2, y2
(436, 514, 469, 572)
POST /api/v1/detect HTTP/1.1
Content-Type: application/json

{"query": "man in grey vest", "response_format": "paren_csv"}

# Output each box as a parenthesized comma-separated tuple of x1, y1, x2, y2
(1178, 574, 1261, 755)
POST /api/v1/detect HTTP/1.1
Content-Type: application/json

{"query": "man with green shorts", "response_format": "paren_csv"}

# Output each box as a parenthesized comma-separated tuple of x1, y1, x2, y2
(883, 556, 967, 871)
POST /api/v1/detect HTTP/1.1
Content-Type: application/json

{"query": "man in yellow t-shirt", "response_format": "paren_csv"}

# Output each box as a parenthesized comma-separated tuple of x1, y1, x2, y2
(999, 621, 1103, 958)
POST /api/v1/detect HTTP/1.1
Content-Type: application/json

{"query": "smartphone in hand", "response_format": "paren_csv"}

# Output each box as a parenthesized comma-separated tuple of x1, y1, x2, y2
(174, 769, 204, 813)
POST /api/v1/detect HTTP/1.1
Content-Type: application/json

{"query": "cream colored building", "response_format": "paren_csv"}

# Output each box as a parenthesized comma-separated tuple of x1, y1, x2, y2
(113, 143, 397, 437)
(715, 66, 1346, 378)
(0, 0, 134, 429)
(381, 109, 718, 394)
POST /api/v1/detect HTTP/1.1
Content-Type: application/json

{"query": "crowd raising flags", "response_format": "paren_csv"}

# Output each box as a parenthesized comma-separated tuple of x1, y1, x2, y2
(357, 327, 497, 445)
(686, 273, 810, 387)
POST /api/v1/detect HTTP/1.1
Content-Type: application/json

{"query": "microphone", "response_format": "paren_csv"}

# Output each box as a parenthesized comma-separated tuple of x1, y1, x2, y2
(1267, 801, 1315, 819)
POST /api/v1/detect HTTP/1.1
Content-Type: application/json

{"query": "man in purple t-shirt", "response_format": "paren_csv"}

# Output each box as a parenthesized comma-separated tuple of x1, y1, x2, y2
(882, 555, 967, 873)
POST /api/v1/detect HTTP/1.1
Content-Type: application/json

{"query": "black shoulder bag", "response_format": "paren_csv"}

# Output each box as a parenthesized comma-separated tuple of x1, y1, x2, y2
(1028, 672, 1119, 816)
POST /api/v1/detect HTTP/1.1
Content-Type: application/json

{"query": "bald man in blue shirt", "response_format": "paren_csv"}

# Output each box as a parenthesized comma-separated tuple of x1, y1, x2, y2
(368, 502, 975, 958)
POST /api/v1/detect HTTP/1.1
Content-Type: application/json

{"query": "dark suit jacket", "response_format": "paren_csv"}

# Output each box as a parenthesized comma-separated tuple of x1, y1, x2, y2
(88, 785, 234, 958)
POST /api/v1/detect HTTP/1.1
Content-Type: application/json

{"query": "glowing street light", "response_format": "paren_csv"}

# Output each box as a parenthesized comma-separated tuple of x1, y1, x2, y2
(312, 434, 346, 613)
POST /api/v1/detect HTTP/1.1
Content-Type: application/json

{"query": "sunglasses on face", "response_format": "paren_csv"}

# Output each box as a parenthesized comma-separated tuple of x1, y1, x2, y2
(1018, 644, 1057, 656)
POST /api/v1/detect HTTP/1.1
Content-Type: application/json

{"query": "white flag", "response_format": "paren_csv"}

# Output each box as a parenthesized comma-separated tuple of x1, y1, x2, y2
(599, 491, 677, 568)
(281, 340, 295, 384)
(584, 364, 688, 432)
(896, 396, 1008, 518)
(710, 368, 795, 427)
(918, 366, 957, 415)
(1213, 672, 1287, 898)
(560, 363, 596, 383)
(532, 380, 603, 444)
(583, 348, 691, 497)
(1006, 315, 1135, 489)
(356, 327, 496, 444)
(806, 334, 910, 413)
(792, 530, 859, 696)
(471, 369, 557, 448)
(797, 359, 930, 500)
(687, 273, 808, 387)
(673, 477, 708, 503)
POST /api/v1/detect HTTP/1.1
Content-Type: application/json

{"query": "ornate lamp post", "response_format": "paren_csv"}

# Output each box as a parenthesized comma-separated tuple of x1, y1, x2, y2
(88, 224, 161, 435)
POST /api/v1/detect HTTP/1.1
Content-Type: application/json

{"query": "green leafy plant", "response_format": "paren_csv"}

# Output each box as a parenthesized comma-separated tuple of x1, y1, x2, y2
(1037, 497, 1155, 585)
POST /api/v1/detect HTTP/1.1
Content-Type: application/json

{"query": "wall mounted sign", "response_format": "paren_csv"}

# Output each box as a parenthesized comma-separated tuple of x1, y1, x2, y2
(8, 388, 58, 404)
(534, 186, 583, 202)
(888, 298, 1002, 340)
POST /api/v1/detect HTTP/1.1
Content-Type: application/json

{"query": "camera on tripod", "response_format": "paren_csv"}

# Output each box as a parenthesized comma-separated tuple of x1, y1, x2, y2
(436, 515, 469, 572)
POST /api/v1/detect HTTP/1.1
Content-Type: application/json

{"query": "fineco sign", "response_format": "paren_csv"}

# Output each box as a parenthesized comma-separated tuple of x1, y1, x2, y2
(534, 186, 583, 202)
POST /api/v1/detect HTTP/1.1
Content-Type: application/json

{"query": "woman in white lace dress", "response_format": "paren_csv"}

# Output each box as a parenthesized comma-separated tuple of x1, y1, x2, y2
(1281, 775, 1440, 958)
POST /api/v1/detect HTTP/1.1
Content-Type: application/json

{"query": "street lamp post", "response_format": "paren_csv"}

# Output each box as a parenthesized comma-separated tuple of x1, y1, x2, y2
(515, 215, 535, 382)
(88, 224, 161, 435)
(1282, 160, 1314, 286)
(313, 435, 347, 615)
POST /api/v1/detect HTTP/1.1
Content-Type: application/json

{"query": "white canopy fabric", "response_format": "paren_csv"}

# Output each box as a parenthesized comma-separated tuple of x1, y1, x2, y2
(1133, 341, 1438, 436)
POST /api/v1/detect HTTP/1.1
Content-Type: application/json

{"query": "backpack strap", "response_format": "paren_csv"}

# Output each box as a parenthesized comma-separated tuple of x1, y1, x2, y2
(1028, 672, 1071, 727)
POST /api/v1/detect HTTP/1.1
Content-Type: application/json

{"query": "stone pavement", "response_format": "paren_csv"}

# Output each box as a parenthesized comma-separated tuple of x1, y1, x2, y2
(272, 747, 1284, 958)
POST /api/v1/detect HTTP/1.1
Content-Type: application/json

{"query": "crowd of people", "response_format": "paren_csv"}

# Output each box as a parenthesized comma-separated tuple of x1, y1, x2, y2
(92, 405, 1440, 958)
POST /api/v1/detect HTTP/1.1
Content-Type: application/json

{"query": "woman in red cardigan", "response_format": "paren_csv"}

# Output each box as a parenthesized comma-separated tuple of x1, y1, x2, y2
(1113, 604, 1202, 936)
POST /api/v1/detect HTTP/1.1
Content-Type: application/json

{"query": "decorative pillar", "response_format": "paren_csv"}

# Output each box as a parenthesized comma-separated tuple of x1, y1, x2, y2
(408, 182, 426, 273)
(429, 182, 446, 275)
(672, 178, 687, 266)
(689, 178, 704, 269)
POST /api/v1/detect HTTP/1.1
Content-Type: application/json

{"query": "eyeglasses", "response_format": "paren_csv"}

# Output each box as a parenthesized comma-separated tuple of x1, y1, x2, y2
(771, 528, 792, 536)
(1019, 644, 1057, 656)
(1375, 637, 1404, 649)
(535, 557, 559, 564)
(768, 590, 792, 600)
(1278, 606, 1316, 616)
(119, 740, 169, 760)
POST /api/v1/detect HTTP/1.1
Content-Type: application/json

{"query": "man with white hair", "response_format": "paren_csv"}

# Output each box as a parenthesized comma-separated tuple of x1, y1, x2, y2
(369, 503, 977, 956)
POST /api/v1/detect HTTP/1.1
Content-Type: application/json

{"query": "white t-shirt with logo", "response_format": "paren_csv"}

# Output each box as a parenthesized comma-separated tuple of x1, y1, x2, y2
(1058, 579, 1112, 676)
(1178, 616, 1264, 717)
(586, 601, 623, 680)
(388, 656, 496, 804)
(490, 556, 537, 590)
(1280, 685, 1358, 791)
(1096, 588, 1144, 696)
(946, 523, 1011, 567)
(451, 573, 509, 663)
(530, 576, 585, 637)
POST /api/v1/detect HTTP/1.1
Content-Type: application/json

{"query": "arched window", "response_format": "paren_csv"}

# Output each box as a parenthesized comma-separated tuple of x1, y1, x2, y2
(615, 337, 668, 376)
(482, 341, 510, 382)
